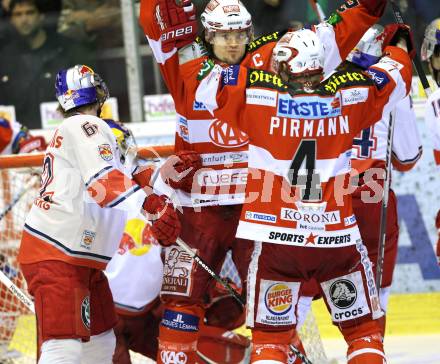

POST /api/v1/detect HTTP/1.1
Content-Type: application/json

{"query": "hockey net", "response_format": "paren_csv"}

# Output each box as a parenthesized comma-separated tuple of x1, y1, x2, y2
(0, 151, 328, 364)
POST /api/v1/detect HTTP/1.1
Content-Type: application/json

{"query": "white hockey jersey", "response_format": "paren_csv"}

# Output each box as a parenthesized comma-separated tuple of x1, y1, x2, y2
(352, 95, 422, 173)
(19, 115, 151, 270)
(425, 87, 440, 165)
(105, 190, 163, 314)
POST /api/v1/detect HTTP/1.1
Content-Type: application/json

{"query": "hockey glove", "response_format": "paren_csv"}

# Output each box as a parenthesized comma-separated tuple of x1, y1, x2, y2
(160, 150, 202, 193)
(436, 209, 440, 265)
(142, 194, 181, 246)
(155, 0, 197, 53)
(18, 136, 47, 154)
(132, 165, 156, 190)
(382, 23, 416, 59)
(357, 0, 387, 17)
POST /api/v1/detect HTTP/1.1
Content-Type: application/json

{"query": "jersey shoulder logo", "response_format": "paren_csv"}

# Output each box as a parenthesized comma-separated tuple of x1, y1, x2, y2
(247, 30, 285, 52)
(247, 69, 287, 91)
(323, 66, 373, 94)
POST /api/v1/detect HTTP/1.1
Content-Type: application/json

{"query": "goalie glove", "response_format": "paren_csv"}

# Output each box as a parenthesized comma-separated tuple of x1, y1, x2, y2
(382, 23, 416, 59)
(155, 0, 198, 53)
(160, 150, 202, 193)
(141, 194, 181, 246)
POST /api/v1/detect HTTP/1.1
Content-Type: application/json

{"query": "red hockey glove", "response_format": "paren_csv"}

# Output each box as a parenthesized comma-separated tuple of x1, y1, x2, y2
(382, 23, 416, 59)
(357, 0, 387, 17)
(160, 150, 202, 193)
(155, 0, 197, 52)
(436, 210, 440, 265)
(18, 136, 47, 153)
(142, 194, 181, 246)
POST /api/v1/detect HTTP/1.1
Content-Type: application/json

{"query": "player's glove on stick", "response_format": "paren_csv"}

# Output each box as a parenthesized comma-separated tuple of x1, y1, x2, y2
(383, 23, 416, 59)
(160, 150, 202, 193)
(142, 194, 181, 246)
(155, 0, 197, 52)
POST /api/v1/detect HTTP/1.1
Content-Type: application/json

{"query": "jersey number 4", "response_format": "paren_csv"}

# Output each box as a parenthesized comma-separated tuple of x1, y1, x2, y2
(288, 140, 322, 202)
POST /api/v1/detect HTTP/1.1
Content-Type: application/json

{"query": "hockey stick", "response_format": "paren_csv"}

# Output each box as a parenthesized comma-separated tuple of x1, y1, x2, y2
(389, 0, 432, 97)
(375, 110, 396, 290)
(0, 269, 35, 313)
(308, 0, 326, 22)
(0, 175, 39, 222)
(175, 238, 312, 364)
(175, 237, 245, 306)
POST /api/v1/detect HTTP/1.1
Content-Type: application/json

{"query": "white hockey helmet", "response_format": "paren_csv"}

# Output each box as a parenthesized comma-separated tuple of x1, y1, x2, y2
(201, 0, 252, 41)
(55, 65, 109, 112)
(421, 18, 440, 61)
(272, 29, 325, 77)
(346, 24, 384, 69)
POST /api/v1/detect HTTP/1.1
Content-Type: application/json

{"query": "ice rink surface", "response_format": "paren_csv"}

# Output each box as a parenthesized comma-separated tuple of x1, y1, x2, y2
(323, 335, 440, 364)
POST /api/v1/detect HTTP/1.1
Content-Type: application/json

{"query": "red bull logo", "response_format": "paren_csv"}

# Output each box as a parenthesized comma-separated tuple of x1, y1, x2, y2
(98, 144, 113, 161)
(79, 65, 94, 75)
(265, 283, 293, 315)
(118, 218, 157, 256)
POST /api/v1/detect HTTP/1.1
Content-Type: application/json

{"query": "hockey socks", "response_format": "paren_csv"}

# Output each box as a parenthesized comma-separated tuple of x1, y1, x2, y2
(251, 329, 293, 364)
(157, 303, 204, 364)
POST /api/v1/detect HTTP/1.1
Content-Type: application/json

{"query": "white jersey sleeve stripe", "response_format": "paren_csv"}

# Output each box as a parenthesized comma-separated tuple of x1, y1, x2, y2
(85, 165, 114, 187)
(24, 224, 111, 263)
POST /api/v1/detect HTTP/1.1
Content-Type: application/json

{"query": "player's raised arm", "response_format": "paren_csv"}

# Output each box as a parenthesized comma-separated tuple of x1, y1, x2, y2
(139, 0, 199, 101)
(315, 0, 387, 75)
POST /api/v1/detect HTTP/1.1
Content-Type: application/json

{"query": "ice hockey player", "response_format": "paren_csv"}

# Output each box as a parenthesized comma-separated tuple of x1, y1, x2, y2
(16, 64, 179, 363)
(139, 0, 388, 361)
(421, 18, 440, 265)
(0, 115, 46, 155)
(195, 21, 414, 363)
(345, 24, 423, 335)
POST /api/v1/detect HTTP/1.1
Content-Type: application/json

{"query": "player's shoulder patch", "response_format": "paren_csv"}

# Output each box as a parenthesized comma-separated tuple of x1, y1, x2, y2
(246, 69, 287, 91)
(247, 30, 286, 52)
(179, 37, 208, 65)
(322, 64, 373, 94)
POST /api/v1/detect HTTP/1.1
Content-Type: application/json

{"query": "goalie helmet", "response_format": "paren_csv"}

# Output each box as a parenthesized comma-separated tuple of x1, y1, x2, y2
(421, 18, 440, 61)
(104, 119, 136, 164)
(55, 65, 109, 111)
(272, 29, 325, 77)
(346, 24, 385, 69)
(201, 0, 252, 40)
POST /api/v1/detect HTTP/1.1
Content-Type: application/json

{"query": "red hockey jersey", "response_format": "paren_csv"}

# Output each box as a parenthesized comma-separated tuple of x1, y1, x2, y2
(195, 46, 412, 246)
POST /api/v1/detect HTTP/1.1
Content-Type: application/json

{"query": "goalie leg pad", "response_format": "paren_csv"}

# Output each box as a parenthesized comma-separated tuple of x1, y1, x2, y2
(39, 338, 82, 364)
(251, 328, 293, 364)
(157, 303, 204, 364)
(341, 320, 386, 363)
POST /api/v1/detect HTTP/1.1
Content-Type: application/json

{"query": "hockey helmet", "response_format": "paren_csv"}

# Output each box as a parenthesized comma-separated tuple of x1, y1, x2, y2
(347, 24, 385, 69)
(421, 18, 440, 61)
(272, 29, 325, 82)
(201, 0, 252, 44)
(55, 65, 109, 111)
